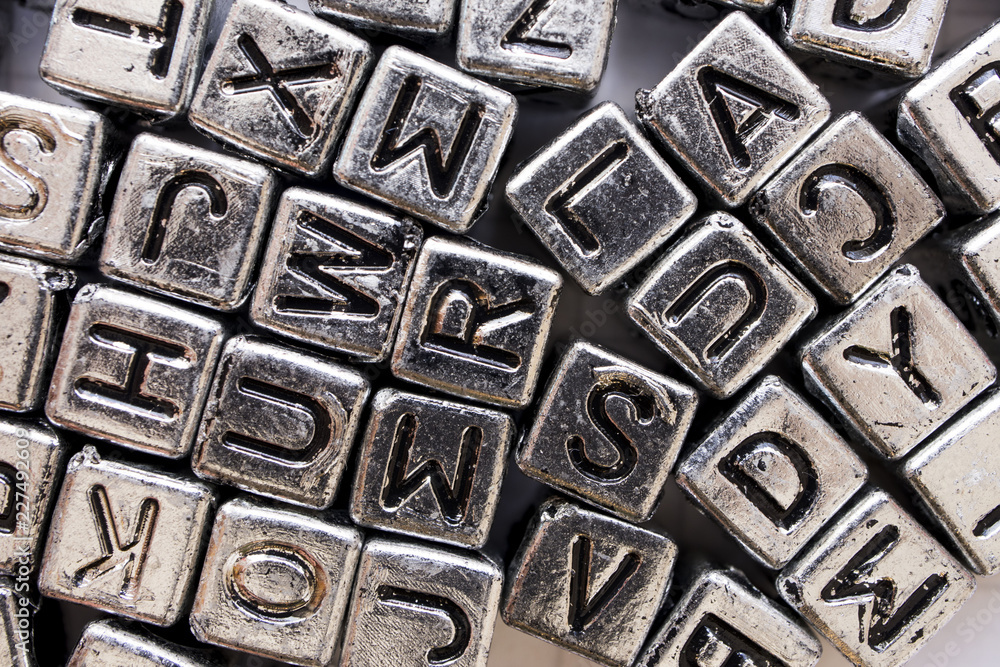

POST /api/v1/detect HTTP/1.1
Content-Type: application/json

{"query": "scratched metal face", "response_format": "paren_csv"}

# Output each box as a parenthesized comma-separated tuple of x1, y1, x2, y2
(635, 11, 830, 208)
(250, 187, 424, 363)
(45, 285, 227, 459)
(391, 236, 562, 408)
(40, 0, 214, 119)
(780, 0, 950, 78)
(506, 101, 697, 295)
(502, 498, 678, 667)
(193, 335, 371, 510)
(456, 0, 617, 92)
(939, 211, 1000, 335)
(750, 112, 945, 305)
(67, 619, 224, 667)
(190, 0, 372, 177)
(518, 340, 699, 523)
(801, 264, 996, 460)
(778, 488, 977, 667)
(189, 497, 362, 667)
(340, 536, 503, 667)
(38, 446, 216, 627)
(676, 375, 868, 569)
(100, 134, 278, 312)
(309, 0, 457, 39)
(333, 46, 518, 233)
(637, 566, 821, 667)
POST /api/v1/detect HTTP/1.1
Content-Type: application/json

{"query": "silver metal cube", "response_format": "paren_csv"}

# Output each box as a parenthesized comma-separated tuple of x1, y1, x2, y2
(38, 446, 216, 626)
(45, 285, 227, 459)
(189, 496, 362, 667)
(334, 46, 518, 234)
(903, 387, 1000, 576)
(750, 111, 945, 305)
(778, 488, 977, 667)
(626, 212, 817, 399)
(676, 375, 868, 569)
(898, 20, 1000, 215)
(100, 134, 278, 312)
(68, 619, 224, 666)
(939, 210, 1000, 331)
(0, 577, 34, 667)
(502, 498, 678, 667)
(0, 419, 66, 576)
(0, 254, 74, 412)
(193, 335, 370, 510)
(339, 536, 502, 667)
(309, 0, 457, 40)
(780, 0, 949, 78)
(189, 0, 372, 178)
(456, 0, 616, 93)
(391, 236, 562, 408)
(40, 0, 214, 119)
(637, 566, 821, 667)
(801, 264, 996, 460)
(250, 187, 423, 363)
(350, 388, 514, 549)
(518, 340, 699, 523)
(635, 11, 830, 208)
(0, 93, 115, 264)
(506, 101, 697, 295)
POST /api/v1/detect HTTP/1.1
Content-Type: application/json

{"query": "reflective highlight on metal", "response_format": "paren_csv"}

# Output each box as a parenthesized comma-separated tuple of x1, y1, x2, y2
(801, 264, 996, 459)
(190, 0, 373, 177)
(309, 0, 457, 40)
(506, 101, 697, 295)
(518, 340, 699, 523)
(939, 210, 1000, 331)
(334, 46, 518, 233)
(100, 134, 278, 312)
(68, 619, 224, 666)
(350, 388, 513, 549)
(38, 447, 216, 627)
(391, 236, 562, 408)
(502, 498, 678, 667)
(778, 488, 977, 667)
(189, 496, 362, 667)
(340, 536, 502, 667)
(0, 577, 35, 667)
(45, 285, 227, 459)
(250, 188, 423, 363)
(193, 335, 371, 510)
(627, 212, 817, 399)
(635, 11, 830, 207)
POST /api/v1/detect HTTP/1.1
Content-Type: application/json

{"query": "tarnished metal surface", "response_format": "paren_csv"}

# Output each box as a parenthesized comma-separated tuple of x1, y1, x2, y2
(67, 619, 223, 666)
(309, 0, 457, 39)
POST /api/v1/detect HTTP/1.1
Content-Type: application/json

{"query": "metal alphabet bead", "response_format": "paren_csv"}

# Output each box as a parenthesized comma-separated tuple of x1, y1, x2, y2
(40, 0, 213, 119)
(902, 388, 1000, 576)
(898, 20, 1000, 215)
(801, 265, 996, 459)
(780, 0, 949, 78)
(0, 419, 66, 576)
(38, 447, 216, 626)
(676, 375, 868, 569)
(626, 212, 817, 399)
(456, 0, 617, 92)
(503, 498, 678, 667)
(189, 0, 373, 177)
(189, 496, 362, 667)
(750, 111, 945, 305)
(340, 536, 503, 667)
(309, 0, 456, 40)
(350, 388, 514, 549)
(0, 577, 34, 667)
(778, 488, 976, 667)
(635, 11, 830, 208)
(45, 285, 227, 459)
(68, 619, 224, 667)
(334, 46, 518, 233)
(250, 188, 423, 363)
(0, 93, 115, 264)
(391, 236, 562, 408)
(506, 101, 697, 295)
(518, 340, 699, 523)
(0, 254, 74, 413)
(100, 134, 278, 312)
(939, 211, 1000, 331)
(637, 566, 821, 667)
